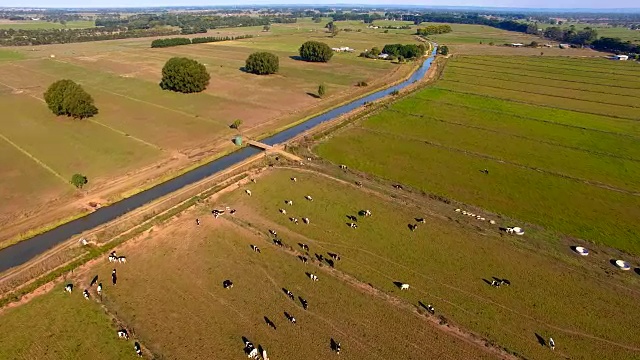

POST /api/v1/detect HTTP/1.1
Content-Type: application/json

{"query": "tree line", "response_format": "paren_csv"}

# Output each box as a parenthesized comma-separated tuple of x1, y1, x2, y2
(151, 35, 253, 48)
(416, 24, 452, 36)
(542, 26, 598, 45)
(0, 27, 178, 46)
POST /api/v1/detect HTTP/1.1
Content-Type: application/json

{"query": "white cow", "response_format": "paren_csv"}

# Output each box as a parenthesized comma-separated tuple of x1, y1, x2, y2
(305, 195, 313, 201)
(64, 284, 73, 293)
(279, 208, 287, 215)
(302, 217, 310, 224)
(118, 256, 127, 264)
(245, 189, 252, 196)
(400, 283, 410, 290)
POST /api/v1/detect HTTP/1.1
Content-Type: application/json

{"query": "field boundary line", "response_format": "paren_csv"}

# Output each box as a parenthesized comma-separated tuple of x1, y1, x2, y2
(465, 57, 640, 78)
(441, 78, 640, 110)
(0, 132, 68, 184)
(423, 98, 640, 140)
(449, 62, 640, 92)
(386, 108, 640, 163)
(431, 87, 640, 122)
(358, 126, 640, 196)
(457, 58, 640, 86)
(446, 67, 640, 101)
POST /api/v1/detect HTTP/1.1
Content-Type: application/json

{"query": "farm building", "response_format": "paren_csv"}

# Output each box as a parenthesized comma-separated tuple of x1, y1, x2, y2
(510, 43, 524, 47)
(332, 47, 355, 52)
(612, 54, 629, 61)
(559, 43, 571, 49)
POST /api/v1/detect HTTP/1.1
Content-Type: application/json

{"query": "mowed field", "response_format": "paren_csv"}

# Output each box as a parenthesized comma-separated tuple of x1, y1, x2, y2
(0, 20, 95, 30)
(0, 18, 416, 240)
(316, 56, 640, 254)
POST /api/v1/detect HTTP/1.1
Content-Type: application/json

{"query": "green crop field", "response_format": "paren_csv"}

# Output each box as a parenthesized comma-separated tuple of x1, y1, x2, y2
(0, 20, 94, 30)
(0, 19, 418, 244)
(316, 56, 640, 254)
(0, 285, 139, 359)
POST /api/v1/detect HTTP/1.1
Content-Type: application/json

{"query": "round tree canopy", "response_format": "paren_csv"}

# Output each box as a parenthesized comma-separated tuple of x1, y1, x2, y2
(159, 57, 210, 93)
(245, 52, 279, 75)
(299, 41, 333, 63)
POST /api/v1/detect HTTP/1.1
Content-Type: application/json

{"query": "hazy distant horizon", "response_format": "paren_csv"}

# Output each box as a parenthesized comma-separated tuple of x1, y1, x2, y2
(1, 0, 639, 10)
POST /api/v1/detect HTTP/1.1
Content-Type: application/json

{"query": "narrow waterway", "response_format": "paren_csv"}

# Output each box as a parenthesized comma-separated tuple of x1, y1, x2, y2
(0, 46, 437, 273)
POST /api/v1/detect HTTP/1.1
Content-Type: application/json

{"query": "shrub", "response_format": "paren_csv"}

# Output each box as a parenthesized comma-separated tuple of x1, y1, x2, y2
(299, 41, 333, 62)
(71, 173, 88, 189)
(438, 45, 450, 56)
(230, 119, 243, 129)
(318, 84, 326, 97)
(44, 79, 98, 119)
(382, 44, 423, 59)
(245, 52, 279, 75)
(159, 57, 210, 93)
(356, 81, 368, 87)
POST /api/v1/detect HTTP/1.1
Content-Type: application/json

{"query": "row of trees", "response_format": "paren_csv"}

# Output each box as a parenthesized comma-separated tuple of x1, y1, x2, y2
(543, 26, 598, 45)
(0, 26, 178, 46)
(382, 43, 426, 59)
(591, 37, 640, 54)
(416, 24, 452, 36)
(150, 35, 253, 48)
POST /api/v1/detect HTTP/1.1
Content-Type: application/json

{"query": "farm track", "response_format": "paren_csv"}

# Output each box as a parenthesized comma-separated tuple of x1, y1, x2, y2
(420, 99, 640, 139)
(445, 67, 640, 101)
(440, 78, 640, 109)
(384, 108, 640, 163)
(356, 126, 640, 196)
(427, 87, 640, 122)
(447, 62, 640, 91)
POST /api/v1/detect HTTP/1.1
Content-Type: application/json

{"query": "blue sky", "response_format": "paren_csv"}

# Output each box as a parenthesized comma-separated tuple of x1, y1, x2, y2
(0, 0, 637, 9)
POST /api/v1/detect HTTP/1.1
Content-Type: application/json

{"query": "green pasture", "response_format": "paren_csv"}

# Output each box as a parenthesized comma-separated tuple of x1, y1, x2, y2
(421, 23, 540, 45)
(88, 219, 489, 359)
(0, 49, 24, 61)
(539, 22, 640, 42)
(315, 56, 640, 253)
(228, 169, 640, 360)
(0, 285, 139, 360)
(0, 20, 94, 30)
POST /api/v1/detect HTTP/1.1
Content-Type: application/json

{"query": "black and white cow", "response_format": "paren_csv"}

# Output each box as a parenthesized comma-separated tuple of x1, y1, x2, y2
(64, 284, 73, 293)
(223, 280, 234, 289)
(118, 256, 127, 264)
(97, 283, 102, 296)
(134, 342, 142, 357)
(83, 289, 90, 300)
(250, 245, 261, 253)
(112, 269, 117, 286)
(284, 311, 296, 324)
(117, 329, 129, 340)
(300, 297, 308, 310)
(269, 229, 277, 237)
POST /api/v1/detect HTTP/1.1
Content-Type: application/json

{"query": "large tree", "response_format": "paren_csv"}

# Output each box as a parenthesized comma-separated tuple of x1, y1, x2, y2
(245, 52, 279, 75)
(159, 57, 210, 93)
(299, 41, 333, 62)
(44, 79, 98, 119)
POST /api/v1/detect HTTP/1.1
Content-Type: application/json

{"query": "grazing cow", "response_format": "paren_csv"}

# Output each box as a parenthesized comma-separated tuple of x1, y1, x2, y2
(291, 177, 297, 182)
(489, 220, 496, 225)
(426, 304, 435, 315)
(263, 349, 269, 360)
(250, 245, 261, 253)
(279, 208, 287, 215)
(392, 184, 404, 190)
(245, 189, 252, 196)
(408, 224, 418, 232)
(304, 195, 313, 201)
(64, 284, 73, 293)
(223, 280, 234, 289)
(273, 239, 283, 247)
(117, 329, 129, 340)
(481, 169, 489, 174)
(108, 254, 118, 263)
(347, 215, 358, 222)
(299, 243, 309, 251)
(300, 297, 308, 310)
(415, 218, 426, 223)
(302, 217, 310, 224)
(491, 280, 501, 287)
(315, 253, 324, 262)
(196, 218, 200, 226)
(244, 341, 258, 359)
(285, 312, 296, 324)
(308, 273, 319, 281)
(269, 229, 277, 237)
(455, 208, 461, 212)
(230, 209, 237, 215)
(118, 256, 127, 264)
(339, 164, 348, 170)
(251, 178, 256, 183)
(83, 289, 90, 300)
(331, 339, 341, 354)
(285, 200, 293, 206)
(400, 283, 410, 290)
(283, 288, 294, 300)
(348, 223, 358, 229)
(549, 337, 555, 350)
(290, 217, 299, 225)
(501, 279, 511, 286)
(97, 283, 102, 295)
(90, 275, 99, 287)
(112, 269, 117, 286)
(299, 256, 308, 264)
(134, 342, 142, 357)
(326, 258, 335, 268)
(328, 252, 341, 261)
(355, 181, 363, 187)
(360, 210, 372, 217)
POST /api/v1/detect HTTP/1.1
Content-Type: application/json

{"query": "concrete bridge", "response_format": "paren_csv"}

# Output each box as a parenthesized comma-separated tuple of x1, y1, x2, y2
(247, 140, 301, 161)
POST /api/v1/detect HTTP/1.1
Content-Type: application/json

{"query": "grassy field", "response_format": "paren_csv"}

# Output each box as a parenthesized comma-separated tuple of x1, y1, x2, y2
(0, 284, 139, 359)
(539, 22, 640, 43)
(0, 20, 94, 30)
(0, 18, 418, 244)
(316, 56, 640, 254)
(221, 168, 640, 360)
